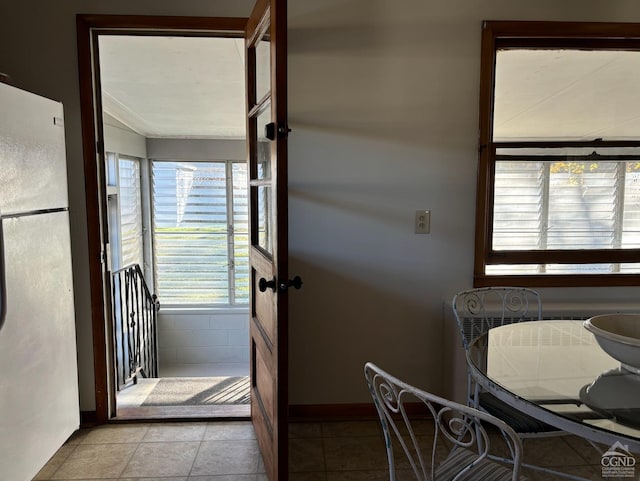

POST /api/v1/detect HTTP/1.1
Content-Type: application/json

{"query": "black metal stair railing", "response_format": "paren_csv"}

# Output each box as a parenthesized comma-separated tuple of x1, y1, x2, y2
(111, 263, 160, 391)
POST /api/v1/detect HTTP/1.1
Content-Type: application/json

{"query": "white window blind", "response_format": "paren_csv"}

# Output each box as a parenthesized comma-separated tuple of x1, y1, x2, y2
(490, 152, 640, 275)
(118, 156, 143, 268)
(152, 161, 248, 305)
(547, 162, 618, 250)
(492, 161, 544, 250)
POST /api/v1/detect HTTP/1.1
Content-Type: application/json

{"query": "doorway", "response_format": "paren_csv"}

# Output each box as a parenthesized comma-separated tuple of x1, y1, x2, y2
(99, 35, 251, 420)
(78, 8, 291, 478)
(78, 16, 252, 421)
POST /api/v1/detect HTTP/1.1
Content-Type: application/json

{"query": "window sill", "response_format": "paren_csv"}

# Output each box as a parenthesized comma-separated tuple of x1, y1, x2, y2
(475, 273, 640, 288)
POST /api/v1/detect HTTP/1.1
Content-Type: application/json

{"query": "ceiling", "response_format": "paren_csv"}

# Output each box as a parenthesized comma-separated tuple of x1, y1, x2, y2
(98, 35, 246, 139)
(98, 36, 640, 142)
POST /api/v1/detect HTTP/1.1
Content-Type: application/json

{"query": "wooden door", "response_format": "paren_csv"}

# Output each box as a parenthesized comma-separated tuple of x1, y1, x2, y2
(245, 0, 292, 480)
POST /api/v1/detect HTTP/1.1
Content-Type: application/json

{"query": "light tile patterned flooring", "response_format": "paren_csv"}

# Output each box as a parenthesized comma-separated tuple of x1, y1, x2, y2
(34, 420, 606, 481)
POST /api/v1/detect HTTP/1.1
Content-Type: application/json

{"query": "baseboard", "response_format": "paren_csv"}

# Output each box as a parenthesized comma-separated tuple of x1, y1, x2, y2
(289, 403, 377, 422)
(289, 403, 378, 421)
(288, 402, 429, 422)
(80, 410, 98, 428)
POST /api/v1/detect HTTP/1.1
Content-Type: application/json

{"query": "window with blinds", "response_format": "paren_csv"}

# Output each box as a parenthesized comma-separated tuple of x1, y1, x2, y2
(489, 149, 640, 275)
(118, 156, 143, 268)
(476, 22, 640, 286)
(152, 160, 248, 306)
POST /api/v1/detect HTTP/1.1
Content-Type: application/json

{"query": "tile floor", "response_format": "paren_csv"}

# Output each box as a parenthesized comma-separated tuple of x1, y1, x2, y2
(34, 421, 264, 481)
(34, 419, 608, 481)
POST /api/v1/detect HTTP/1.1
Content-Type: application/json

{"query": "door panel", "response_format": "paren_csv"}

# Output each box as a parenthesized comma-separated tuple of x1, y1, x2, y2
(255, 32, 271, 102)
(246, 0, 289, 479)
(253, 251, 276, 343)
(254, 339, 275, 420)
(255, 284, 276, 344)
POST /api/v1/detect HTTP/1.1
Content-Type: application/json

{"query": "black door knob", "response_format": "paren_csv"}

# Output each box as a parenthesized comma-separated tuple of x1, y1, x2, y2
(258, 276, 276, 292)
(279, 276, 303, 291)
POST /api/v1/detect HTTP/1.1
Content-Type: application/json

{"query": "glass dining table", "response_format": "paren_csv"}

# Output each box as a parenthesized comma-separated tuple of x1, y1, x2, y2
(467, 319, 640, 453)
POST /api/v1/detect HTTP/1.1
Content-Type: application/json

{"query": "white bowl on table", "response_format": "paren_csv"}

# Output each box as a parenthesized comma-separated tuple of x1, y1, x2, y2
(584, 314, 640, 374)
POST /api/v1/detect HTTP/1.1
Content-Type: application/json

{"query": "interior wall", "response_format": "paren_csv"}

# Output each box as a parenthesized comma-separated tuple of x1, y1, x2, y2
(103, 113, 147, 159)
(158, 310, 249, 368)
(147, 138, 246, 161)
(3, 0, 640, 412)
(286, 0, 640, 405)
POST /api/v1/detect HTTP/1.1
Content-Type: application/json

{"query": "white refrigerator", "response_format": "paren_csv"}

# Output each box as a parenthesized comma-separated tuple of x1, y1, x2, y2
(0, 82, 80, 480)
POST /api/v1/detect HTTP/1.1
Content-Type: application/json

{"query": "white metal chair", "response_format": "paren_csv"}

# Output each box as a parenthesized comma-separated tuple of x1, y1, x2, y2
(365, 362, 526, 481)
(452, 287, 555, 428)
(451, 287, 587, 481)
(452, 286, 542, 352)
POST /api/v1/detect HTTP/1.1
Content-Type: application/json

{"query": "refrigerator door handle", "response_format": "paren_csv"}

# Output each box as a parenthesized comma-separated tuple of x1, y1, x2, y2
(0, 218, 5, 331)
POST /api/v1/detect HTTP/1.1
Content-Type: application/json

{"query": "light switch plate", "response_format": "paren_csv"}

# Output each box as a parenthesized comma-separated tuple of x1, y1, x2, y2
(415, 210, 430, 234)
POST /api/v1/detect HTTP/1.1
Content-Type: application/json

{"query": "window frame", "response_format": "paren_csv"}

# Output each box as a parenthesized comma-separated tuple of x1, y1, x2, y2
(105, 152, 145, 272)
(116, 155, 144, 270)
(475, 21, 640, 287)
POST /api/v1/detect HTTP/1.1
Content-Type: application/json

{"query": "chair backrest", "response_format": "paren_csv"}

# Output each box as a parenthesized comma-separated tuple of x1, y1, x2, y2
(364, 362, 523, 481)
(452, 287, 542, 349)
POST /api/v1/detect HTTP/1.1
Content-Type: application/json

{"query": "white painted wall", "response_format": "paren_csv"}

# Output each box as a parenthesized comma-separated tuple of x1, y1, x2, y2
(147, 138, 245, 161)
(286, 0, 640, 405)
(3, 0, 640, 411)
(104, 113, 147, 159)
(158, 310, 249, 366)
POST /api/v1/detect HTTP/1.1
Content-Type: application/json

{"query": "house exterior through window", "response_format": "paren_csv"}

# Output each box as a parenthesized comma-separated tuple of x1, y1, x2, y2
(151, 160, 249, 306)
(107, 153, 249, 307)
